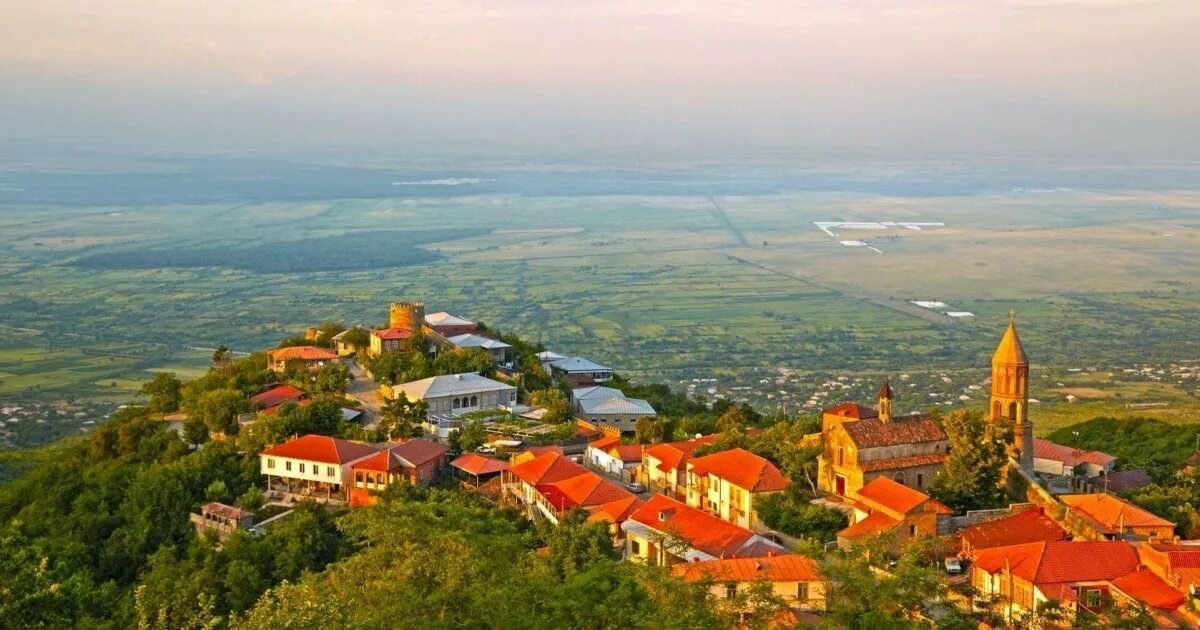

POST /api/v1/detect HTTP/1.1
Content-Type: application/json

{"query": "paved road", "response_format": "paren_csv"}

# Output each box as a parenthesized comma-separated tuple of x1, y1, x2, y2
(344, 359, 384, 427)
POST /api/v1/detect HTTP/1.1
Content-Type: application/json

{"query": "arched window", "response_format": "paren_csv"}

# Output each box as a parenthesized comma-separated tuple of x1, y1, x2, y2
(470, 395, 478, 407)
(453, 398, 461, 409)
(1008, 401, 1019, 421)
(894, 473, 906, 486)
(992, 401, 1002, 421)
(356, 471, 364, 484)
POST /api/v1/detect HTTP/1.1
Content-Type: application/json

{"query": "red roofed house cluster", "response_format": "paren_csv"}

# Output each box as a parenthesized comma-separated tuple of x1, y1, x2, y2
(622, 493, 784, 565)
(836, 476, 952, 548)
(502, 450, 640, 541)
(260, 434, 447, 504)
(684, 447, 787, 529)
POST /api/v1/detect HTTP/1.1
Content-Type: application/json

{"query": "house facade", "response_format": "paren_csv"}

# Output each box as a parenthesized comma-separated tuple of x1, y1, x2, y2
(1033, 439, 1116, 478)
(267, 346, 339, 373)
(585, 434, 642, 481)
(685, 448, 787, 529)
(672, 554, 827, 613)
(546, 356, 613, 386)
(837, 476, 952, 548)
(622, 494, 784, 565)
(349, 439, 449, 506)
(639, 435, 718, 500)
(1061, 493, 1175, 541)
(446, 333, 512, 366)
(572, 386, 656, 432)
(260, 434, 379, 502)
(389, 372, 517, 417)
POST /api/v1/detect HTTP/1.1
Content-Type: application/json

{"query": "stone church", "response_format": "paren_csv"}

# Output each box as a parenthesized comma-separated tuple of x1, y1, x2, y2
(817, 317, 1032, 498)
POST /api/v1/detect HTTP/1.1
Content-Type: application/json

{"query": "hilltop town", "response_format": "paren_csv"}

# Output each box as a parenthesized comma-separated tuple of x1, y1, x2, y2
(3, 300, 1191, 628)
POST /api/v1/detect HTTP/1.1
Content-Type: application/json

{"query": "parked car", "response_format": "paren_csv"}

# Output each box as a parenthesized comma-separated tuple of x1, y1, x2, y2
(944, 557, 963, 574)
(626, 482, 646, 493)
(476, 445, 497, 454)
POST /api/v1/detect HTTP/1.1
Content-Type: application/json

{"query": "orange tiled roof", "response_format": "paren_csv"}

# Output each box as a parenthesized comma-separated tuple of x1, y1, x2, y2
(644, 434, 718, 472)
(611, 444, 643, 463)
(541, 471, 632, 509)
(260, 397, 314, 416)
(450, 453, 510, 476)
(1109, 568, 1187, 610)
(688, 448, 788, 493)
(372, 327, 413, 341)
(268, 346, 339, 362)
(823, 402, 878, 420)
(854, 477, 952, 518)
(354, 439, 448, 472)
(201, 502, 253, 520)
(1033, 439, 1115, 467)
(509, 451, 587, 486)
(587, 496, 642, 525)
(837, 510, 900, 541)
(859, 453, 948, 473)
(673, 554, 822, 583)
(959, 508, 1068, 553)
(589, 435, 621, 451)
(1061, 493, 1174, 532)
(628, 494, 762, 559)
(261, 434, 378, 465)
(993, 320, 1028, 365)
(840, 415, 946, 449)
(973, 541, 1141, 585)
(250, 384, 305, 408)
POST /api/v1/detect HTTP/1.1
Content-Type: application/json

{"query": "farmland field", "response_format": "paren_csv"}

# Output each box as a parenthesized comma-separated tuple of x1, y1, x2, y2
(2, 159, 1200, 445)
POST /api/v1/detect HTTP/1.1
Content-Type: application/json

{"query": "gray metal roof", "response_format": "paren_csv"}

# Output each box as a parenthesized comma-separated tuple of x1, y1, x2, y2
(579, 395, 656, 416)
(425, 311, 475, 327)
(548, 356, 611, 373)
(572, 386, 624, 401)
(394, 372, 516, 399)
(446, 333, 512, 350)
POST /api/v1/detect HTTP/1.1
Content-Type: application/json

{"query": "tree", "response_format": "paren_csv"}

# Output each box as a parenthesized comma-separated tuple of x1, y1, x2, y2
(339, 327, 370, 350)
(458, 418, 488, 452)
(379, 396, 427, 440)
(212, 345, 233, 370)
(183, 417, 210, 446)
(313, 362, 351, 397)
(194, 389, 250, 435)
(529, 388, 570, 423)
(930, 409, 1009, 512)
(539, 509, 617, 580)
(141, 372, 182, 418)
(634, 416, 678, 444)
(238, 487, 265, 513)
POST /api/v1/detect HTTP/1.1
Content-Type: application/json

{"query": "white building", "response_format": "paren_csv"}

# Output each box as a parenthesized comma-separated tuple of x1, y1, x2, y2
(390, 372, 518, 417)
(260, 434, 380, 501)
(572, 385, 655, 432)
(546, 356, 613, 384)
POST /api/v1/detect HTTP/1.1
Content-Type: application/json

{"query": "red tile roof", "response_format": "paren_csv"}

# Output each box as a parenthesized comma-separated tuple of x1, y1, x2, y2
(1109, 568, 1187, 610)
(1061, 493, 1175, 533)
(451, 453, 510, 476)
(538, 472, 632, 510)
(260, 397, 314, 416)
(837, 510, 900, 541)
(372, 327, 414, 341)
(354, 440, 448, 472)
(840, 415, 946, 449)
(201, 502, 253, 520)
(1033, 439, 1116, 467)
(261, 434, 378, 465)
(854, 477, 952, 518)
(589, 435, 621, 451)
(267, 346, 338, 362)
(628, 494, 764, 559)
(859, 453, 948, 472)
(611, 444, 643, 463)
(823, 402, 878, 420)
(973, 541, 1141, 585)
(587, 496, 642, 525)
(688, 448, 788, 493)
(250, 384, 305, 408)
(1085, 469, 1153, 494)
(509, 451, 587, 486)
(644, 434, 718, 472)
(673, 554, 822, 583)
(959, 508, 1069, 553)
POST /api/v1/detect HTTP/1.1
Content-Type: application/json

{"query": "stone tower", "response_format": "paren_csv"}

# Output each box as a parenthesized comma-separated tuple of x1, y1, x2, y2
(990, 312, 1033, 472)
(389, 301, 426, 332)
(877, 378, 894, 423)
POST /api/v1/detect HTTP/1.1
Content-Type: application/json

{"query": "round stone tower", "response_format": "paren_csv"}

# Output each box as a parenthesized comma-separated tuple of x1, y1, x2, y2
(389, 301, 426, 332)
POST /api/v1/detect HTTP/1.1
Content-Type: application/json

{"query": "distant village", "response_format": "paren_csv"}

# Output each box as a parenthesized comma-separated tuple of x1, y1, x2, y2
(157, 300, 1200, 628)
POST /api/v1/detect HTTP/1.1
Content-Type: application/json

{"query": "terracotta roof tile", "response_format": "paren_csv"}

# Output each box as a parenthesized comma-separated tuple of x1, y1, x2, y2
(1109, 568, 1187, 610)
(450, 453, 510, 476)
(859, 453, 948, 472)
(627, 494, 765, 559)
(840, 415, 946, 449)
(509, 452, 586, 486)
(611, 444, 643, 463)
(261, 434, 378, 465)
(837, 510, 900, 540)
(372, 327, 413, 341)
(1061, 493, 1175, 532)
(1033, 439, 1116, 467)
(823, 402, 878, 420)
(267, 346, 338, 362)
(959, 508, 1068, 553)
(587, 496, 643, 525)
(673, 554, 822, 583)
(688, 448, 788, 493)
(250, 385, 305, 408)
(1085, 469, 1153, 494)
(854, 477, 952, 518)
(644, 434, 718, 472)
(589, 435, 621, 451)
(973, 541, 1141, 585)
(201, 502, 253, 520)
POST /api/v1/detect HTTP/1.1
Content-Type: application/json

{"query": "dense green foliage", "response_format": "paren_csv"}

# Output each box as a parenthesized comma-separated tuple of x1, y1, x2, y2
(76, 230, 485, 273)
(1048, 417, 1199, 482)
(365, 346, 497, 386)
(929, 410, 1009, 512)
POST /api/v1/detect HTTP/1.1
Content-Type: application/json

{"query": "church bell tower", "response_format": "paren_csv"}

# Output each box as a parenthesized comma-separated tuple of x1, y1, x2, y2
(877, 379, 894, 423)
(990, 312, 1033, 471)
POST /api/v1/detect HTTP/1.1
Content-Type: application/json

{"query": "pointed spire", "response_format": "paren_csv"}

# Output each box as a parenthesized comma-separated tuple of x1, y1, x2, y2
(993, 311, 1028, 365)
(878, 378, 894, 400)
(877, 378, 894, 423)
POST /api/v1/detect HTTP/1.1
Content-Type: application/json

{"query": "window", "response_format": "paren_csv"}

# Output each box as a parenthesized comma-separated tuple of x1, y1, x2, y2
(453, 398, 461, 409)
(916, 473, 924, 488)
(908, 524, 918, 537)
(267, 458, 275, 469)
(724, 583, 737, 599)
(1084, 589, 1101, 608)
(837, 448, 844, 466)
(796, 582, 809, 602)
(631, 540, 641, 555)
(470, 395, 478, 407)
(327, 466, 335, 477)
(285, 461, 292, 472)
(356, 471, 364, 484)
(299, 463, 306, 474)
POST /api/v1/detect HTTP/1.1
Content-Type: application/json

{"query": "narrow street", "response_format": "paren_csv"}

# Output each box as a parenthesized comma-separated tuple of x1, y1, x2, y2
(344, 358, 384, 427)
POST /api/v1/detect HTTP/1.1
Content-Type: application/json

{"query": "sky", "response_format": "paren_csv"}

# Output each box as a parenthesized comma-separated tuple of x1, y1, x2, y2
(2, 0, 1199, 162)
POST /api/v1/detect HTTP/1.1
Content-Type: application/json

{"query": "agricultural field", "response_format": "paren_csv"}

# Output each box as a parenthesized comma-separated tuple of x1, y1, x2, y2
(2, 161, 1200, 446)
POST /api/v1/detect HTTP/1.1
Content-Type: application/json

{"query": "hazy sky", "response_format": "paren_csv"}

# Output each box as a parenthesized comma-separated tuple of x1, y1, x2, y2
(3, 0, 1198, 161)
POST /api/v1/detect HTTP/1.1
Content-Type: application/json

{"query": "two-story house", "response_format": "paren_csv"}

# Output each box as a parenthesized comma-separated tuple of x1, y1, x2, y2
(673, 554, 826, 613)
(622, 494, 784, 565)
(836, 476, 952, 549)
(349, 439, 449, 506)
(639, 434, 718, 499)
(685, 447, 787, 529)
(260, 434, 379, 502)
